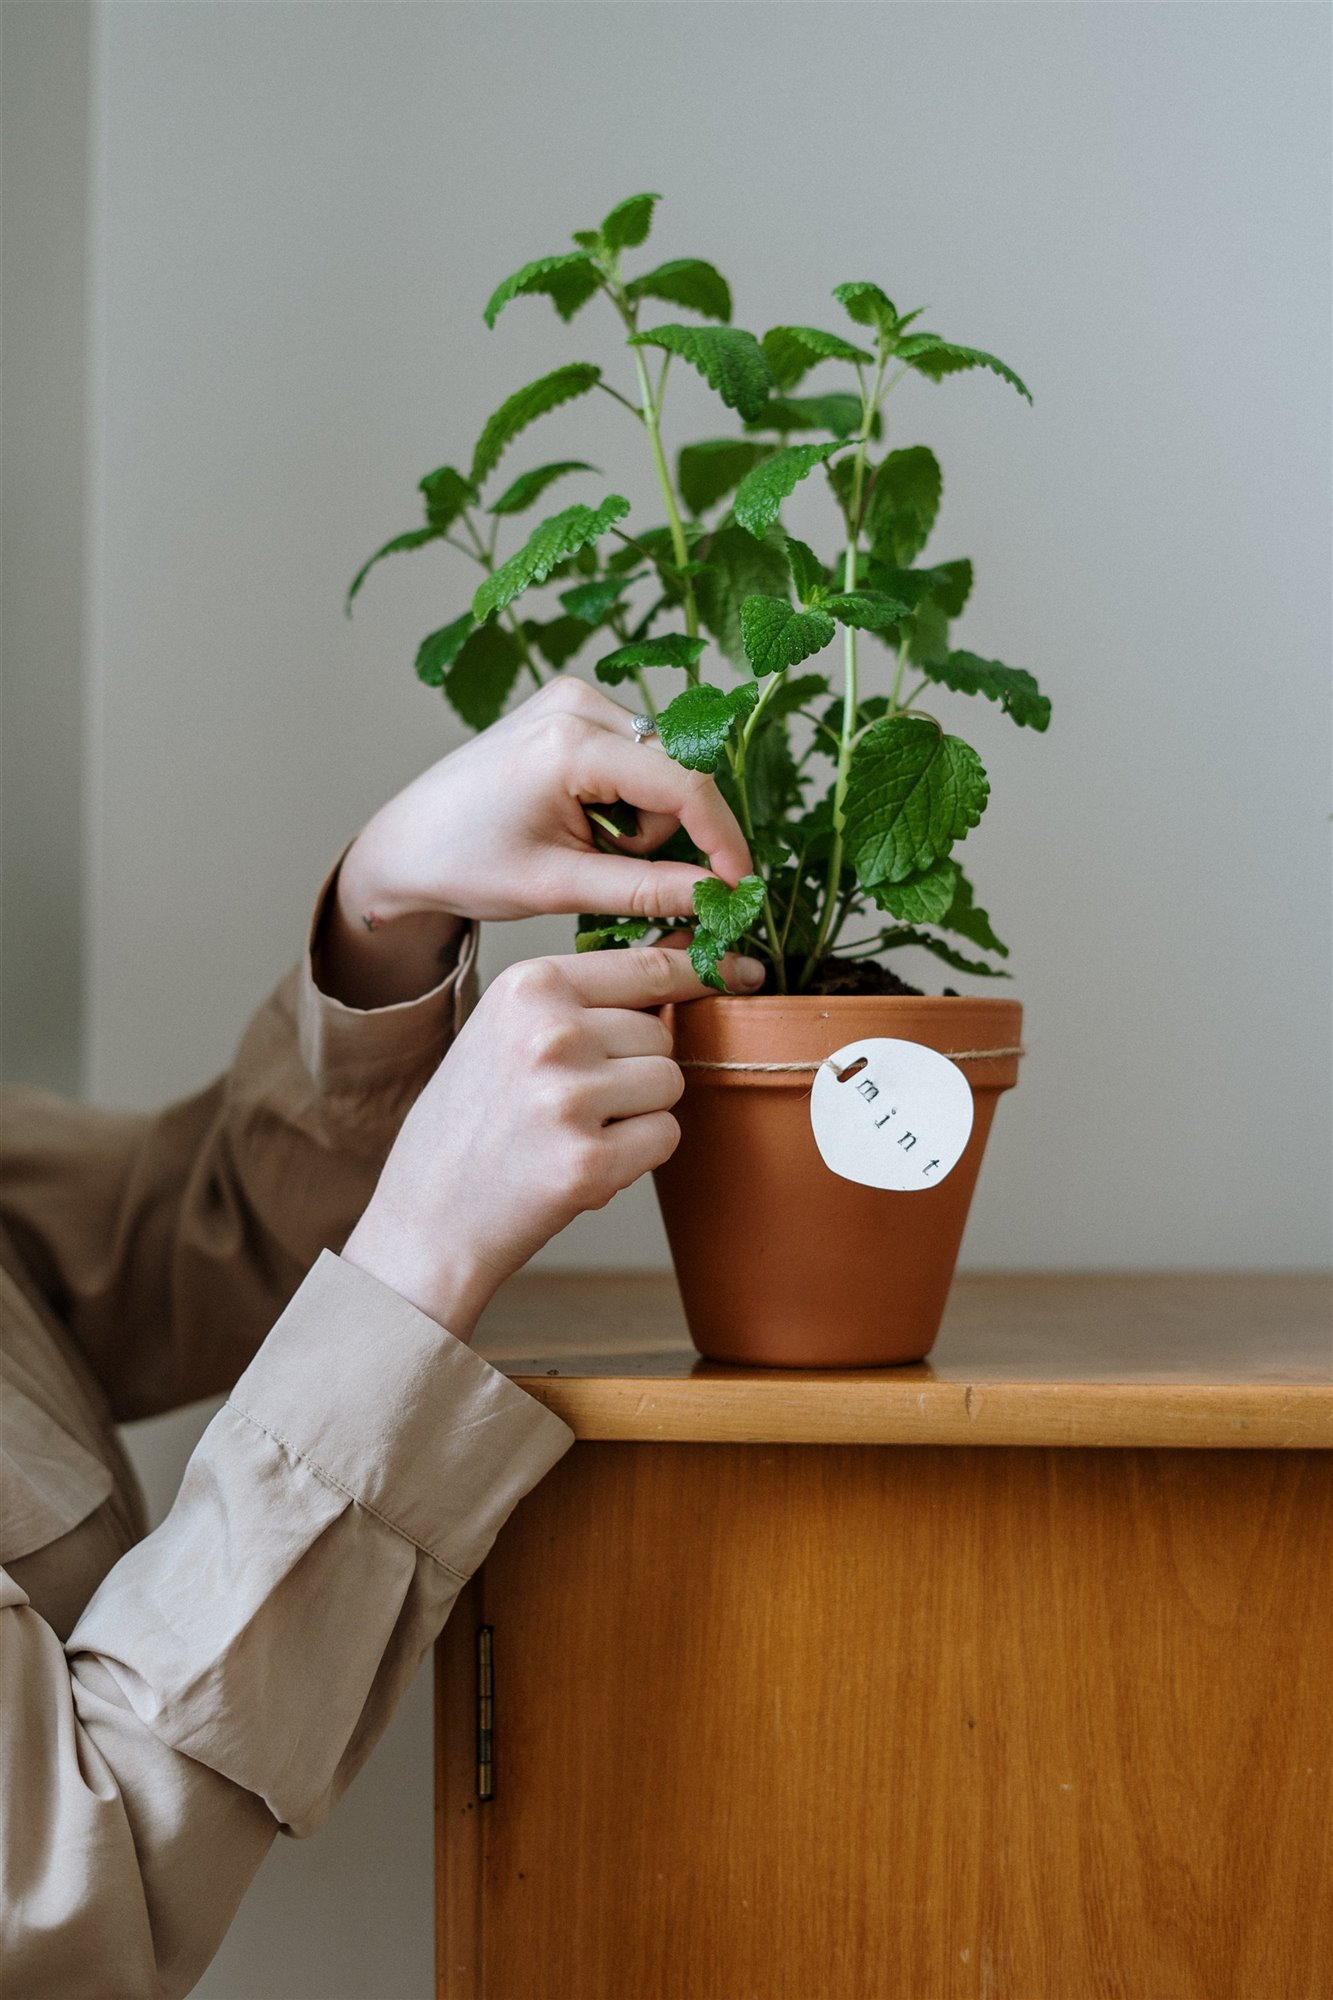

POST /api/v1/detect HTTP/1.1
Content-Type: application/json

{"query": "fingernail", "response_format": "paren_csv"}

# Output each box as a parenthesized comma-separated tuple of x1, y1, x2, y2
(732, 955, 766, 992)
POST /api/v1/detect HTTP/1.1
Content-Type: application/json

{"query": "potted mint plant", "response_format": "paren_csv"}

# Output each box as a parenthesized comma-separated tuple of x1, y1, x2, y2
(349, 193, 1049, 1367)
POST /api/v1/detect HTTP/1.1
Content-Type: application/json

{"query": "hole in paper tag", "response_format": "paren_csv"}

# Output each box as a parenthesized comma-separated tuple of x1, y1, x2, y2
(809, 1037, 974, 1192)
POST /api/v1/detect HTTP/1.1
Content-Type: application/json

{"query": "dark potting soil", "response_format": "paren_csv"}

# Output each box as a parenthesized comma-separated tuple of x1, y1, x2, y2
(775, 957, 961, 999)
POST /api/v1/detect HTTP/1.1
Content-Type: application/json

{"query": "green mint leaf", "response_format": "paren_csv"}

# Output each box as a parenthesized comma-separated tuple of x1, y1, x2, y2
(928, 558, 973, 618)
(869, 858, 958, 925)
(414, 611, 476, 687)
(832, 281, 899, 339)
(761, 325, 874, 390)
(346, 527, 441, 611)
(559, 575, 637, 624)
(677, 440, 774, 516)
(594, 632, 706, 684)
(746, 392, 866, 438)
(473, 495, 630, 619)
(483, 253, 601, 330)
(740, 596, 837, 678)
(601, 191, 661, 251)
(523, 614, 592, 669)
(896, 334, 1032, 404)
(571, 229, 602, 251)
(844, 715, 989, 886)
(739, 724, 801, 830)
(906, 599, 950, 666)
(488, 460, 598, 517)
(626, 259, 732, 323)
(418, 465, 478, 532)
(575, 916, 651, 952)
(821, 589, 914, 631)
(693, 873, 766, 946)
(940, 868, 1008, 958)
(628, 325, 772, 422)
(878, 927, 1011, 979)
(443, 622, 524, 730)
(694, 523, 791, 665)
(783, 535, 827, 607)
(733, 441, 848, 538)
(862, 446, 942, 564)
(470, 363, 602, 489)
(657, 680, 759, 772)
(688, 929, 727, 993)
(920, 650, 1051, 731)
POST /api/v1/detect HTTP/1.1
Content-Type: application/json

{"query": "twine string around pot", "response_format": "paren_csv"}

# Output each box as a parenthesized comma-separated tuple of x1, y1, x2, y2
(679, 1047, 1025, 1076)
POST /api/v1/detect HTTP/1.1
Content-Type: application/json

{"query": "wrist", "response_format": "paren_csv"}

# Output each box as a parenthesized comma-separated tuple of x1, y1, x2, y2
(316, 848, 466, 1010)
(341, 1207, 501, 1344)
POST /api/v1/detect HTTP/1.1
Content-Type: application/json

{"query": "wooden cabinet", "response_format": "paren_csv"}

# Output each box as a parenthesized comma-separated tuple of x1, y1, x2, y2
(436, 1275, 1332, 2000)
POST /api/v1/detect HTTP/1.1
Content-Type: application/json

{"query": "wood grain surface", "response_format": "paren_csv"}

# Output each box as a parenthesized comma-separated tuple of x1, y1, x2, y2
(438, 1442, 1333, 2000)
(470, 1273, 1333, 1448)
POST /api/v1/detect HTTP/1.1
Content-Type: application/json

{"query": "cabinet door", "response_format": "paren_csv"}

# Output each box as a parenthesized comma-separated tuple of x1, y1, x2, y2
(436, 1443, 1333, 2000)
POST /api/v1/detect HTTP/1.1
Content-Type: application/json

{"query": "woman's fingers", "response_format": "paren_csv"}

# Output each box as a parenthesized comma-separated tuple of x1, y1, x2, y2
(594, 1008, 676, 1059)
(584, 1054, 685, 1123)
(559, 942, 763, 1006)
(571, 730, 752, 885)
(597, 1109, 683, 1190)
(559, 850, 723, 924)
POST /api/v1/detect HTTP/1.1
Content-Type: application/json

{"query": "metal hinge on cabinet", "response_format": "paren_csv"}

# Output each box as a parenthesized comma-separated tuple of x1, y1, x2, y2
(476, 1625, 494, 1801)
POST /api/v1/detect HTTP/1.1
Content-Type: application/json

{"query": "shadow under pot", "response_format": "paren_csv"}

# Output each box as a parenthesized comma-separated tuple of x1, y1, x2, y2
(654, 994, 1023, 1369)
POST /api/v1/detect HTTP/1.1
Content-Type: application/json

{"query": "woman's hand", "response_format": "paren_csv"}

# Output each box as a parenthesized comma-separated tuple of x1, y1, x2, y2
(341, 943, 762, 1338)
(318, 679, 752, 1008)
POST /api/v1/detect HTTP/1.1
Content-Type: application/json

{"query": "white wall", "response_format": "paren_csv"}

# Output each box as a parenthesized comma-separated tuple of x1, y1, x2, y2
(6, 5, 1330, 1998)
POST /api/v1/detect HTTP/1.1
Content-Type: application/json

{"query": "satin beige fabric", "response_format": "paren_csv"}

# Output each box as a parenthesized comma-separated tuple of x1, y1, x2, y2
(0, 898, 574, 1997)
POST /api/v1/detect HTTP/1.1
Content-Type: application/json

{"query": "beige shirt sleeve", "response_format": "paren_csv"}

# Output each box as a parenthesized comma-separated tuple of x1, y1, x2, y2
(2, 1254, 573, 1999)
(0, 879, 576, 1996)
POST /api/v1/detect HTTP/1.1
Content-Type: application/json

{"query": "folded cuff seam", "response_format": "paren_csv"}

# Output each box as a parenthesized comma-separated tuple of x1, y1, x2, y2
(223, 1399, 470, 1585)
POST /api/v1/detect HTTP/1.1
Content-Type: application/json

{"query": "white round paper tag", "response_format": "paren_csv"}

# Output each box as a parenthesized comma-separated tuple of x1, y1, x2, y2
(809, 1037, 975, 1192)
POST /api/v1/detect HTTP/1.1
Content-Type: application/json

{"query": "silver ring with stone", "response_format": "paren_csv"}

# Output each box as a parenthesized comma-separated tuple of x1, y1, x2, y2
(631, 713, 657, 743)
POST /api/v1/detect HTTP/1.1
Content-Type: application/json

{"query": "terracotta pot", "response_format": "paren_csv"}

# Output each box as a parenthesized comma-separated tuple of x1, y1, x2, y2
(654, 994, 1023, 1369)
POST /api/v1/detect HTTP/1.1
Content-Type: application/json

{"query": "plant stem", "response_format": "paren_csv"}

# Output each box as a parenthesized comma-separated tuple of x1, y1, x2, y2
(631, 670, 657, 724)
(728, 699, 788, 989)
(800, 346, 889, 986)
(628, 342, 700, 647)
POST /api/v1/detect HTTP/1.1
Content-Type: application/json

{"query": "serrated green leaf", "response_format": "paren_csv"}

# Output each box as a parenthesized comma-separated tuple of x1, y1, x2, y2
(575, 916, 650, 952)
(346, 527, 441, 611)
(833, 281, 898, 338)
(626, 259, 732, 323)
(906, 599, 951, 667)
(862, 446, 942, 564)
(733, 441, 848, 538)
(657, 680, 759, 772)
(483, 253, 601, 330)
(740, 596, 837, 678)
(741, 723, 802, 830)
(870, 858, 958, 925)
(761, 325, 874, 390)
(559, 575, 637, 624)
(821, 589, 914, 631)
(688, 930, 727, 993)
(602, 191, 660, 251)
(693, 873, 765, 945)
(896, 334, 1032, 404)
(844, 715, 989, 885)
(488, 460, 597, 517)
(746, 393, 866, 438)
(678, 440, 774, 516)
(629, 325, 772, 422)
(783, 535, 827, 607)
(415, 611, 476, 687)
(443, 622, 524, 730)
(419, 465, 477, 532)
(694, 523, 791, 665)
(571, 229, 601, 251)
(920, 650, 1051, 730)
(523, 614, 592, 668)
(470, 364, 602, 489)
(594, 632, 706, 684)
(941, 869, 1008, 957)
(928, 558, 973, 618)
(877, 927, 1011, 979)
(473, 495, 630, 619)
